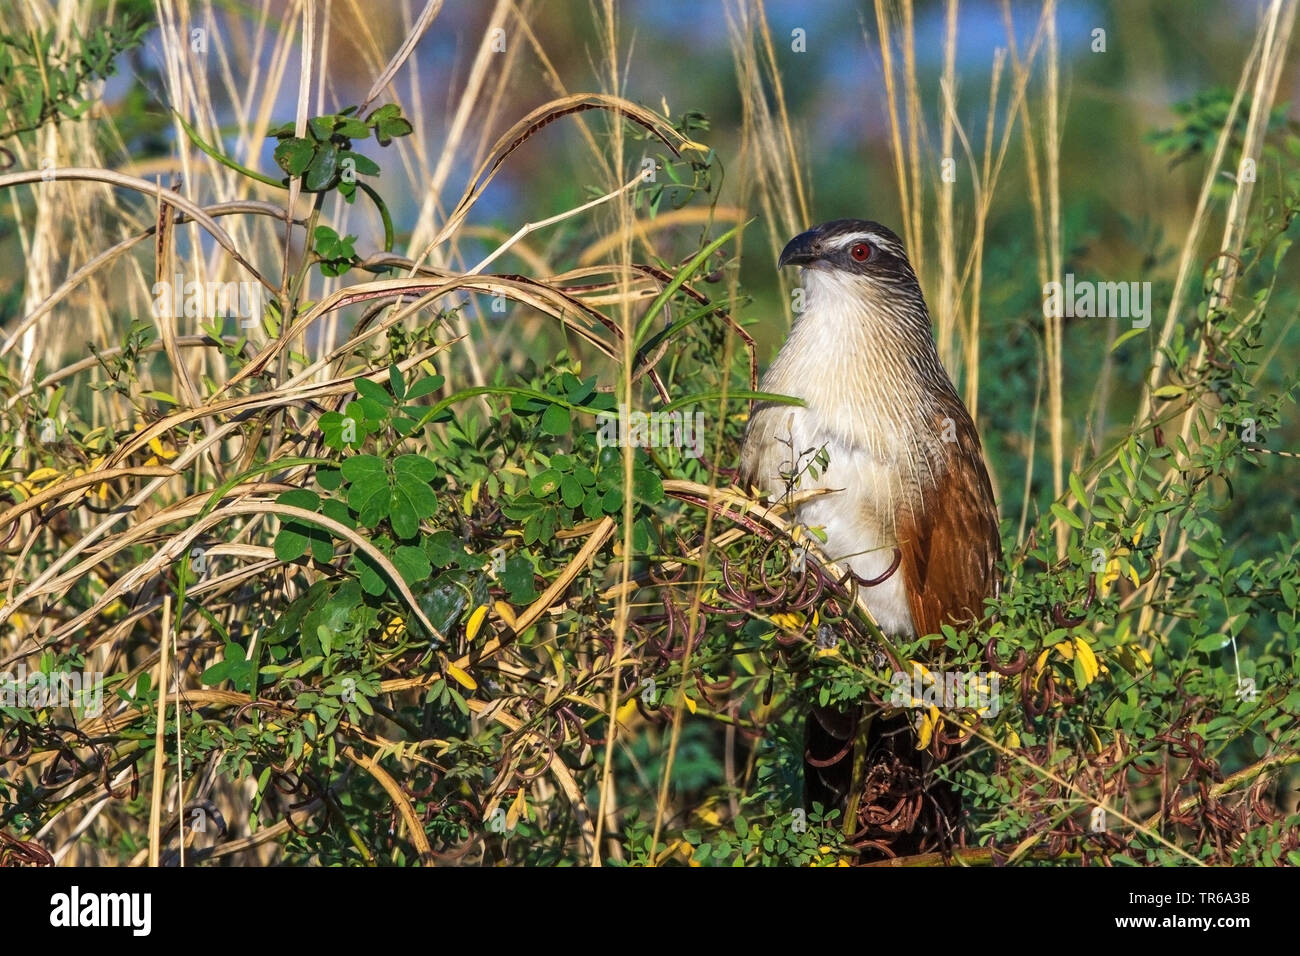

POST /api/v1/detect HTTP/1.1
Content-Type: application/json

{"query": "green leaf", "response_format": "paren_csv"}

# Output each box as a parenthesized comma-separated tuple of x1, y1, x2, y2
(341, 454, 385, 481)
(1193, 634, 1229, 653)
(540, 403, 571, 435)
(530, 469, 561, 498)
(393, 545, 432, 584)
(355, 376, 395, 407)
(303, 145, 339, 190)
(278, 489, 321, 512)
(308, 527, 334, 564)
(366, 104, 401, 124)
(397, 479, 439, 517)
(560, 474, 584, 508)
(308, 115, 337, 141)
(200, 659, 231, 686)
(354, 552, 388, 596)
(340, 149, 380, 176)
(321, 497, 355, 528)
(355, 490, 392, 530)
(389, 486, 423, 539)
(394, 454, 438, 482)
(314, 225, 342, 257)
(374, 112, 413, 145)
(1068, 472, 1088, 508)
(425, 530, 464, 568)
(564, 374, 596, 404)
(632, 467, 664, 504)
(406, 374, 445, 400)
(274, 137, 315, 176)
(1110, 326, 1147, 352)
(1050, 501, 1085, 531)
(274, 526, 309, 561)
(335, 117, 370, 139)
(502, 555, 538, 604)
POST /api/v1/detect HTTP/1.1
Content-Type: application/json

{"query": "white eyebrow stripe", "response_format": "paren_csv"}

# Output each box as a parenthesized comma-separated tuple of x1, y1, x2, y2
(825, 231, 888, 251)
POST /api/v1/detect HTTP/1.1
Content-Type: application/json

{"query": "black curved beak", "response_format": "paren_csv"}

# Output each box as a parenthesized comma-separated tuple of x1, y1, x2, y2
(778, 229, 822, 267)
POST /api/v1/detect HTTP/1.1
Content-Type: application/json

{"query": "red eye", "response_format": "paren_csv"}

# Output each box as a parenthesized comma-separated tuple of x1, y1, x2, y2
(850, 243, 872, 262)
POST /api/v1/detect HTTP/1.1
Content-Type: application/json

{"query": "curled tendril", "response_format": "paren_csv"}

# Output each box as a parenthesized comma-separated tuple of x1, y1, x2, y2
(984, 633, 1029, 676)
(0, 831, 53, 867)
(1053, 574, 1097, 627)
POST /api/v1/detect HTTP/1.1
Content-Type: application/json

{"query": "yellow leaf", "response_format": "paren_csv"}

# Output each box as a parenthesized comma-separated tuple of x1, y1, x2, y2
(1054, 640, 1075, 660)
(1005, 728, 1021, 749)
(446, 662, 477, 691)
(692, 803, 723, 827)
(465, 604, 488, 643)
(1086, 725, 1104, 753)
(76, 457, 111, 499)
(26, 467, 63, 484)
(543, 644, 566, 685)
(616, 696, 639, 726)
(1099, 547, 1133, 596)
(147, 435, 177, 460)
(506, 787, 526, 830)
(1033, 649, 1051, 690)
(1074, 637, 1100, 686)
(770, 612, 804, 631)
(683, 694, 697, 715)
(916, 706, 939, 750)
(493, 600, 518, 629)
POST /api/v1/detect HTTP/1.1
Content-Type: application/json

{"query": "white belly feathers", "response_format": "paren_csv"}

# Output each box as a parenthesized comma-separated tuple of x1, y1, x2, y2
(744, 404, 918, 637)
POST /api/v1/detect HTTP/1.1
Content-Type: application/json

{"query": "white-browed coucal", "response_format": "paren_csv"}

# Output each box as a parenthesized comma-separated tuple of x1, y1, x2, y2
(739, 219, 1001, 855)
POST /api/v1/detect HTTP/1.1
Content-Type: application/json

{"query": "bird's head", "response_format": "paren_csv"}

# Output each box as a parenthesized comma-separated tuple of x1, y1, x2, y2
(779, 219, 916, 280)
(778, 219, 931, 342)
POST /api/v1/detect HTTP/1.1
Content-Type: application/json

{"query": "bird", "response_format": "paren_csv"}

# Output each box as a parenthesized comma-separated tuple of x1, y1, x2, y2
(738, 219, 1001, 857)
